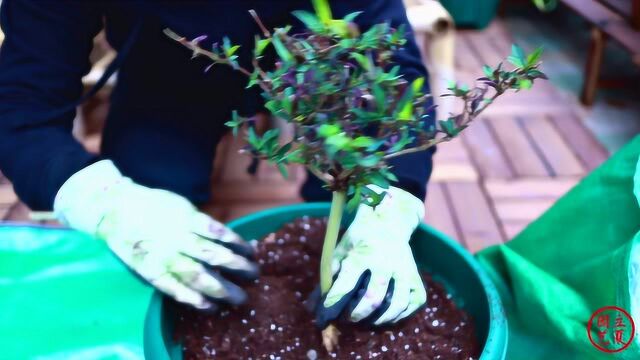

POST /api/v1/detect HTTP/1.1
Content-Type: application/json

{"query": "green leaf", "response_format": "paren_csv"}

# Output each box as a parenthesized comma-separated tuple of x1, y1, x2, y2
(380, 168, 399, 182)
(272, 35, 293, 63)
(227, 45, 240, 57)
(518, 78, 533, 90)
(411, 77, 425, 94)
(483, 65, 494, 78)
(339, 38, 356, 49)
(527, 69, 548, 80)
(350, 53, 372, 71)
(526, 46, 544, 66)
(343, 11, 363, 23)
(292, 11, 325, 32)
(439, 118, 457, 136)
(357, 155, 381, 167)
(264, 100, 279, 114)
(274, 143, 292, 160)
(533, 0, 558, 12)
(366, 139, 386, 152)
(247, 126, 260, 149)
(317, 124, 341, 138)
(389, 129, 413, 152)
(396, 87, 415, 121)
(277, 163, 289, 179)
(372, 83, 386, 111)
(282, 148, 304, 163)
(260, 129, 280, 154)
(254, 36, 271, 57)
(512, 44, 526, 63)
(340, 152, 359, 169)
(328, 19, 350, 37)
(282, 87, 294, 114)
(508, 44, 526, 68)
(361, 186, 386, 207)
(225, 110, 242, 136)
(312, 0, 333, 23)
(325, 133, 351, 154)
(351, 136, 375, 148)
(347, 186, 362, 212)
(222, 37, 240, 57)
(368, 172, 390, 189)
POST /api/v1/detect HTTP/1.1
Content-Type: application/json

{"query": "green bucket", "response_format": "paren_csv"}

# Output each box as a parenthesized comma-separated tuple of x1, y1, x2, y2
(440, 0, 501, 29)
(144, 203, 508, 359)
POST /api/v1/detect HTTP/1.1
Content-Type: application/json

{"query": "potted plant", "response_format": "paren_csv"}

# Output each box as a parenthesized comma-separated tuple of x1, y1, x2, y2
(150, 0, 546, 357)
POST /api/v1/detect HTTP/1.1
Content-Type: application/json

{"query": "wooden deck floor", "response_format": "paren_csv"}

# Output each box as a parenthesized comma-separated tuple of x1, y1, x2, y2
(0, 20, 610, 252)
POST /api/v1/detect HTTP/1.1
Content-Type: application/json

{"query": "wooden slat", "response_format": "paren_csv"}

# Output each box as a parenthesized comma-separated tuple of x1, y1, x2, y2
(494, 198, 555, 222)
(519, 115, 585, 176)
(431, 137, 478, 182)
(489, 115, 550, 177)
(454, 32, 485, 76)
(446, 181, 504, 252)
(483, 21, 513, 55)
(461, 30, 505, 70)
(453, 32, 486, 87)
(484, 178, 579, 200)
(212, 181, 303, 202)
(547, 112, 609, 170)
(424, 183, 461, 242)
(462, 118, 515, 179)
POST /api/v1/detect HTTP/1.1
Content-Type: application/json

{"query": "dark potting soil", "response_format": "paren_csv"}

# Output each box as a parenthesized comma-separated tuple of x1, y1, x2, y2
(174, 217, 479, 360)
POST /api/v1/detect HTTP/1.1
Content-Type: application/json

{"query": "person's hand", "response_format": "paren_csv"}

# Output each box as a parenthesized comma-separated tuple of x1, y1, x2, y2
(54, 160, 258, 310)
(316, 185, 426, 327)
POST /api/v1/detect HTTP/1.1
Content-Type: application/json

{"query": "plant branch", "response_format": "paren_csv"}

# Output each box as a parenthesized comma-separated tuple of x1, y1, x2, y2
(249, 9, 271, 37)
(163, 29, 253, 77)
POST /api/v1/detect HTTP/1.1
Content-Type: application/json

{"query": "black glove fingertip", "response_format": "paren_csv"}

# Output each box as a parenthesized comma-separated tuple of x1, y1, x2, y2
(204, 268, 249, 306)
(314, 270, 371, 329)
(356, 278, 395, 326)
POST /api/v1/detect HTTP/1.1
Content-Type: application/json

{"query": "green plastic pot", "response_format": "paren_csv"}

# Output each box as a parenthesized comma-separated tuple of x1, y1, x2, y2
(144, 203, 508, 359)
(440, 0, 501, 29)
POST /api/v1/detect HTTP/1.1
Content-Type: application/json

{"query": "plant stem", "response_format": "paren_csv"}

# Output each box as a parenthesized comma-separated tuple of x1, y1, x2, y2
(320, 191, 346, 295)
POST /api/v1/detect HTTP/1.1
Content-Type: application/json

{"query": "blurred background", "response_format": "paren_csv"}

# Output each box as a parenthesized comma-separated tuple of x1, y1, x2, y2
(0, 0, 638, 253)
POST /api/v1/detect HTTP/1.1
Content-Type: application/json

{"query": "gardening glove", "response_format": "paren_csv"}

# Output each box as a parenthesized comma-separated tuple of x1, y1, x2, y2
(316, 185, 426, 327)
(53, 160, 258, 310)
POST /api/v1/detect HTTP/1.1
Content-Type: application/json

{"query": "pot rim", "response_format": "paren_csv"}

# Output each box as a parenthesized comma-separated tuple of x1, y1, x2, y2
(144, 202, 507, 360)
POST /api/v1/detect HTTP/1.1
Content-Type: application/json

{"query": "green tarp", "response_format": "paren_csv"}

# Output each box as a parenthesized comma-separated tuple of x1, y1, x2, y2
(477, 135, 640, 359)
(0, 225, 152, 359)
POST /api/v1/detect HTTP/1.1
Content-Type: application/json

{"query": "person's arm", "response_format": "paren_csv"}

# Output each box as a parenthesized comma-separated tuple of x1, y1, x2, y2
(0, 1, 259, 310)
(333, 0, 436, 201)
(0, 0, 102, 210)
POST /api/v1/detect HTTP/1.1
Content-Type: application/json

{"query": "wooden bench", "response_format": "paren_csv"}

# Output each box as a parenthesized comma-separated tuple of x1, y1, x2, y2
(560, 0, 640, 105)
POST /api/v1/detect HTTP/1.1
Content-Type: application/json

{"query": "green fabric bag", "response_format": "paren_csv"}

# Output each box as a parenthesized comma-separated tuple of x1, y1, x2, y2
(477, 135, 640, 359)
(0, 225, 153, 359)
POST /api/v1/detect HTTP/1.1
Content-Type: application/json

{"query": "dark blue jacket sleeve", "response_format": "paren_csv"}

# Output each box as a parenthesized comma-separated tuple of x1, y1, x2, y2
(334, 0, 436, 201)
(0, 1, 103, 210)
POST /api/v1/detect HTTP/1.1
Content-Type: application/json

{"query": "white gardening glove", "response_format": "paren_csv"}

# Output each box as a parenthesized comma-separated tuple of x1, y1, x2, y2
(54, 160, 258, 310)
(315, 185, 426, 327)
